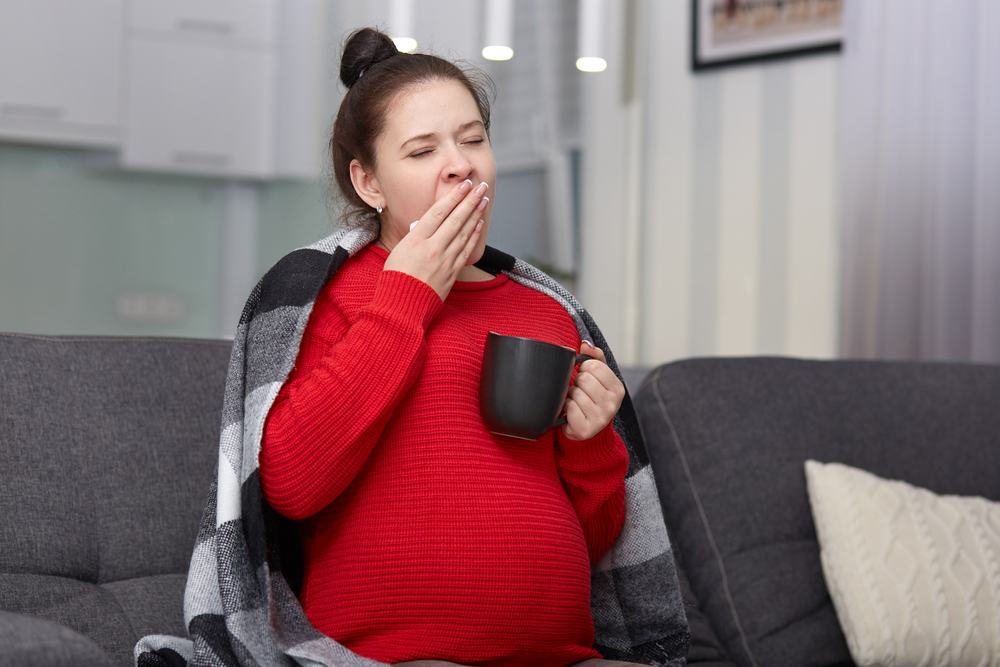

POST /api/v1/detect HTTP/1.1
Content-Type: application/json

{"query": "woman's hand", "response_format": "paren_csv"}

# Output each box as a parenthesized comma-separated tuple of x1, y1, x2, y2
(560, 342, 626, 442)
(382, 179, 489, 301)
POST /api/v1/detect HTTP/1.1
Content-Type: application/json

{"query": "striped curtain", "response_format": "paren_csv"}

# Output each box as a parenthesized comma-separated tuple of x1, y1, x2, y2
(839, 0, 1000, 362)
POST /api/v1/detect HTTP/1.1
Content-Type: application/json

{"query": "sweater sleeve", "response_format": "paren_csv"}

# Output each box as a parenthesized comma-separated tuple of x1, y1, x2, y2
(555, 423, 629, 565)
(260, 269, 443, 520)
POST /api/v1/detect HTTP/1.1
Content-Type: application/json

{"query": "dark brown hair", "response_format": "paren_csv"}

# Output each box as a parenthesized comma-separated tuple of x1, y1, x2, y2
(330, 28, 496, 231)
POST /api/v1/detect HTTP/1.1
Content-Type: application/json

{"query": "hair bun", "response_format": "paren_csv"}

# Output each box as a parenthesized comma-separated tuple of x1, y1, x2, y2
(340, 27, 401, 89)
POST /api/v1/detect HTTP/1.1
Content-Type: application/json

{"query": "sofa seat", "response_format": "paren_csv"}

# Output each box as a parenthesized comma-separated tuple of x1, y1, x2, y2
(0, 573, 188, 665)
(0, 609, 115, 667)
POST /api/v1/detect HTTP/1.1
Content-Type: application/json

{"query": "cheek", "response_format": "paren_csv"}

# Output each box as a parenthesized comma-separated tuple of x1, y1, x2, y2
(387, 173, 437, 220)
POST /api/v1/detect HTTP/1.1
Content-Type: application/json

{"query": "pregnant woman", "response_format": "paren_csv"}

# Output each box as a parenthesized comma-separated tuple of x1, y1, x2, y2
(260, 27, 630, 667)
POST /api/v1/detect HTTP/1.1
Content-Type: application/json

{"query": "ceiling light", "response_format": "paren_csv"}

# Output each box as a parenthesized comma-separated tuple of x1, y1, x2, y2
(483, 45, 513, 61)
(576, 56, 607, 72)
(389, 0, 417, 53)
(392, 37, 418, 53)
(577, 0, 606, 72)
(482, 0, 514, 61)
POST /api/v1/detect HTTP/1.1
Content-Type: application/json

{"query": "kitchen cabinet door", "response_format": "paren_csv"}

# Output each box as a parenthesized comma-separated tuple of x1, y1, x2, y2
(0, 0, 124, 147)
(122, 38, 276, 178)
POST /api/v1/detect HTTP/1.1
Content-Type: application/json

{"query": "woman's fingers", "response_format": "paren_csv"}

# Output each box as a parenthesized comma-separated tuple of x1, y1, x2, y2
(409, 180, 486, 272)
(561, 388, 601, 441)
(578, 343, 623, 395)
(438, 185, 488, 259)
(411, 179, 475, 237)
(430, 182, 487, 275)
(566, 385, 598, 419)
(413, 180, 487, 242)
(579, 341, 606, 367)
(572, 371, 622, 420)
(446, 195, 487, 260)
(561, 346, 626, 441)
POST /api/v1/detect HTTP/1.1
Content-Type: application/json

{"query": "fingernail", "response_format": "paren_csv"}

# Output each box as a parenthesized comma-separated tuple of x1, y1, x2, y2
(459, 179, 473, 194)
(409, 221, 418, 231)
(474, 181, 488, 196)
(475, 219, 484, 233)
(476, 197, 489, 211)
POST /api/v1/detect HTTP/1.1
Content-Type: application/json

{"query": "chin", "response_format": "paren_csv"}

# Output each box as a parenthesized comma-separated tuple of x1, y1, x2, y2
(467, 241, 487, 266)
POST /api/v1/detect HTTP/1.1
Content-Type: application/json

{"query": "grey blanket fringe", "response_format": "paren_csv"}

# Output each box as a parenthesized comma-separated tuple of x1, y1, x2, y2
(135, 228, 689, 667)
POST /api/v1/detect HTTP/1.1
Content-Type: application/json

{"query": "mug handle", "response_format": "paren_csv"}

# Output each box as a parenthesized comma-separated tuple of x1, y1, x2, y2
(554, 354, 595, 427)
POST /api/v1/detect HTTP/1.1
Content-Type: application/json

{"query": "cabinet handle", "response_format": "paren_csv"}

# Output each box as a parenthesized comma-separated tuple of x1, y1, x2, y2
(2, 104, 64, 120)
(175, 19, 235, 36)
(172, 152, 230, 168)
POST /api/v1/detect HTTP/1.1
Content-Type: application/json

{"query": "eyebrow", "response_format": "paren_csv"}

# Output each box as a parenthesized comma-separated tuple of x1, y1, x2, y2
(400, 120, 485, 150)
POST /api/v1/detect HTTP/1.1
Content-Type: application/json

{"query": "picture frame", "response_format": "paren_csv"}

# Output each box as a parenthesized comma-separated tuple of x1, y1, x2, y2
(692, 0, 843, 71)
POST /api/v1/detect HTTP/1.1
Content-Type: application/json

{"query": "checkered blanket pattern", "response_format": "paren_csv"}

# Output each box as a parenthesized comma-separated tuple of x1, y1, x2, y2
(134, 228, 689, 667)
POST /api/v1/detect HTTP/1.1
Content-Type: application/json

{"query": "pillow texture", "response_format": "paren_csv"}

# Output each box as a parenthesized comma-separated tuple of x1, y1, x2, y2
(805, 460, 1000, 667)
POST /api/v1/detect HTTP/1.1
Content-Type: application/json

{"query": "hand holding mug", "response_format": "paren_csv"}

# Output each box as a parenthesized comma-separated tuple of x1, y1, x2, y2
(559, 342, 625, 441)
(479, 334, 623, 442)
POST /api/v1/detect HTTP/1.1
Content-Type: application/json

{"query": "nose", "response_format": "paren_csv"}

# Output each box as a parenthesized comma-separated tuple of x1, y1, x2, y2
(443, 145, 474, 182)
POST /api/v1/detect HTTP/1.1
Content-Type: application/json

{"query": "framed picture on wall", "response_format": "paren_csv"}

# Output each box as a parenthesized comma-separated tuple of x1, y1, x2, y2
(692, 0, 843, 71)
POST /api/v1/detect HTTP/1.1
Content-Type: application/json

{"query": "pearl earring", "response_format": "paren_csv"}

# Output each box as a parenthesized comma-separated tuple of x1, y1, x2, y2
(376, 204, 383, 214)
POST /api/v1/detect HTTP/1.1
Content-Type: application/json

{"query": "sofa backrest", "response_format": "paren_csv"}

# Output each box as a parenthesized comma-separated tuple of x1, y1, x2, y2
(0, 333, 230, 585)
(634, 357, 1000, 667)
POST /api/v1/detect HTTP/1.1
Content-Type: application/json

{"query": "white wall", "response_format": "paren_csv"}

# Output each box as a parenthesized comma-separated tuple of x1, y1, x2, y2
(579, 0, 840, 366)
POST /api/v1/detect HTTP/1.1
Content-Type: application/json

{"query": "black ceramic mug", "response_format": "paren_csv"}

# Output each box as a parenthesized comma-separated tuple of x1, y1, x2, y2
(479, 331, 593, 440)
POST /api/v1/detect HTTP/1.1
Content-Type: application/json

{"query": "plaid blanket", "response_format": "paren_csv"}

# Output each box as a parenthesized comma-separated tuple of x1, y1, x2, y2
(135, 228, 689, 667)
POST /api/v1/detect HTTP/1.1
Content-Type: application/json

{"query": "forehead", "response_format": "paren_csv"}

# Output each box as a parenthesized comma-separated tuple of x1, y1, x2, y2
(382, 78, 482, 140)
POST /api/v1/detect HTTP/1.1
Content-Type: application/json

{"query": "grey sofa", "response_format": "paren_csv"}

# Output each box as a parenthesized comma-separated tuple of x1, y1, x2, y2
(2, 332, 998, 667)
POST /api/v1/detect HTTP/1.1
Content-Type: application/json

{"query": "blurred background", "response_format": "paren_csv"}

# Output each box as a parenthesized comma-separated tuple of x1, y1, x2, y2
(0, 0, 997, 368)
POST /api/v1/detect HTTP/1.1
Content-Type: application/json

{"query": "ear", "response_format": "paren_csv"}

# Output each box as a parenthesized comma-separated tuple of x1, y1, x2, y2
(350, 159, 383, 210)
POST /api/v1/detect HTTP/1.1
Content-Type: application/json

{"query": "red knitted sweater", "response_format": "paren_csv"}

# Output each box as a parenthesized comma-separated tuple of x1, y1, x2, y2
(260, 245, 628, 667)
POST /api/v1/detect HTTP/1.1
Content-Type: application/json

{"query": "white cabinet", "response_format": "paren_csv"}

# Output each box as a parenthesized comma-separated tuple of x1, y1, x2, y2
(122, 39, 277, 178)
(121, 0, 280, 178)
(0, 0, 124, 147)
(129, 0, 278, 44)
(0, 0, 328, 179)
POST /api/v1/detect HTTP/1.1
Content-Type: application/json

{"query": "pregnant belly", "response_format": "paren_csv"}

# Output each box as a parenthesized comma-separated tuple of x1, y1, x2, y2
(299, 471, 598, 665)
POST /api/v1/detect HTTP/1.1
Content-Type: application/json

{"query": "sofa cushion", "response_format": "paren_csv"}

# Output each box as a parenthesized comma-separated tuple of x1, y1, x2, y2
(0, 333, 229, 583)
(101, 574, 188, 641)
(806, 460, 1000, 667)
(634, 358, 1000, 667)
(0, 609, 115, 667)
(672, 542, 739, 667)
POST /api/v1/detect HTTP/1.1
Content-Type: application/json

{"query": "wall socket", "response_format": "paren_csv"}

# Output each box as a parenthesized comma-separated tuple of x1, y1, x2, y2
(116, 292, 187, 325)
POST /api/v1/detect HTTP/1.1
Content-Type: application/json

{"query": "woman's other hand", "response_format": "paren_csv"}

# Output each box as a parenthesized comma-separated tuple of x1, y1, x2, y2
(560, 342, 626, 442)
(382, 178, 488, 301)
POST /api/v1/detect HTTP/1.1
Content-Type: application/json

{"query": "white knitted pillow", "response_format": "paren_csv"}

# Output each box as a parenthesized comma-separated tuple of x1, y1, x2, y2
(805, 460, 1000, 667)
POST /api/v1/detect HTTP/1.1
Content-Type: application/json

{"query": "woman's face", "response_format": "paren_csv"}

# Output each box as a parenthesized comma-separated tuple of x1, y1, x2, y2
(362, 78, 496, 263)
